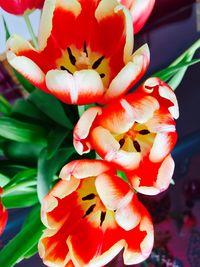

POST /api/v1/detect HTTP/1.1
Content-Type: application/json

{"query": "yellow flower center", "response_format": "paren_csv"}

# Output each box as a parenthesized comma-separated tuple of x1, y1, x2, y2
(56, 42, 110, 87)
(115, 123, 156, 155)
(77, 178, 115, 228)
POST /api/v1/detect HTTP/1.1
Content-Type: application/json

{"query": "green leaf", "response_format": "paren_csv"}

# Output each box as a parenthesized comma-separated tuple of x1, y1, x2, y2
(0, 206, 43, 267)
(2, 16, 10, 40)
(29, 89, 73, 129)
(0, 95, 12, 115)
(2, 191, 38, 208)
(0, 173, 10, 187)
(23, 244, 38, 259)
(37, 147, 74, 202)
(12, 99, 49, 122)
(4, 168, 37, 190)
(3, 141, 45, 164)
(47, 127, 69, 159)
(0, 117, 47, 144)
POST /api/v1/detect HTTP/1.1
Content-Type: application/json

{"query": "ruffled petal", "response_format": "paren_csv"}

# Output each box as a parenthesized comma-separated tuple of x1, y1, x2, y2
(73, 106, 102, 155)
(123, 205, 154, 264)
(143, 77, 179, 119)
(129, 155, 175, 195)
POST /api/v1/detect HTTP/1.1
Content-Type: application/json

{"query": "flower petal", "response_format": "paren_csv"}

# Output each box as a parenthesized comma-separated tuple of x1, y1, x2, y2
(91, 126, 141, 170)
(59, 159, 114, 181)
(143, 77, 179, 119)
(38, 228, 71, 267)
(121, 0, 155, 34)
(46, 69, 104, 104)
(115, 194, 142, 231)
(123, 206, 154, 264)
(101, 44, 150, 103)
(73, 106, 102, 155)
(130, 155, 175, 195)
(149, 132, 177, 162)
(95, 172, 133, 211)
(67, 219, 104, 266)
(39, 0, 81, 50)
(0, 198, 8, 236)
(6, 35, 47, 91)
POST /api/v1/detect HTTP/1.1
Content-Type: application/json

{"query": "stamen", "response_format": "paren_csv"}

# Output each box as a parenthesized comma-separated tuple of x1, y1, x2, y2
(133, 140, 141, 152)
(60, 66, 73, 74)
(67, 47, 76, 65)
(100, 73, 105, 78)
(82, 193, 96, 201)
(119, 138, 125, 148)
(83, 204, 96, 218)
(139, 129, 150, 135)
(100, 211, 106, 226)
(83, 41, 88, 57)
(92, 56, 105, 69)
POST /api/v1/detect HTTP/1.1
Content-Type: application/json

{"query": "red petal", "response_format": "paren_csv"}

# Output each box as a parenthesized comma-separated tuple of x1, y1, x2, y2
(142, 77, 179, 119)
(0, 0, 44, 15)
(73, 106, 102, 155)
(0, 198, 8, 236)
(120, 0, 155, 34)
(129, 155, 175, 195)
(123, 205, 154, 264)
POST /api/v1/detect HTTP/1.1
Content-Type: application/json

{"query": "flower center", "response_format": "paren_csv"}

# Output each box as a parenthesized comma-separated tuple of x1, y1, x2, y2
(56, 41, 110, 86)
(77, 178, 113, 227)
(115, 123, 156, 155)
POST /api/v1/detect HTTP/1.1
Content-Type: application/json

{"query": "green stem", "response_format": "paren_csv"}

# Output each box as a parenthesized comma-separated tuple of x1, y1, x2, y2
(23, 13, 38, 49)
(169, 38, 200, 67)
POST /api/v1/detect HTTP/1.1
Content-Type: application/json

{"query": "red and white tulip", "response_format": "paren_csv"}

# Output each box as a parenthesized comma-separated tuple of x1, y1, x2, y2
(74, 78, 179, 193)
(6, 0, 150, 105)
(0, 0, 45, 15)
(119, 0, 155, 33)
(39, 159, 154, 266)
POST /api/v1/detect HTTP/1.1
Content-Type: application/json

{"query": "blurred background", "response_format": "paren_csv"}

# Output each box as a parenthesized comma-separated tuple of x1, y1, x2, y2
(0, 0, 200, 266)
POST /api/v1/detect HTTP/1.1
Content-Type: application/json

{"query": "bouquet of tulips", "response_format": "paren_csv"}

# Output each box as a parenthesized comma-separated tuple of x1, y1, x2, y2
(0, 0, 199, 266)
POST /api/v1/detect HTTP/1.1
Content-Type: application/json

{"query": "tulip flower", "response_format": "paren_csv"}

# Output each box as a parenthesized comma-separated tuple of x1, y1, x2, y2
(119, 0, 155, 33)
(0, 188, 8, 236)
(74, 77, 179, 176)
(0, 0, 45, 15)
(6, 0, 150, 105)
(38, 160, 154, 266)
